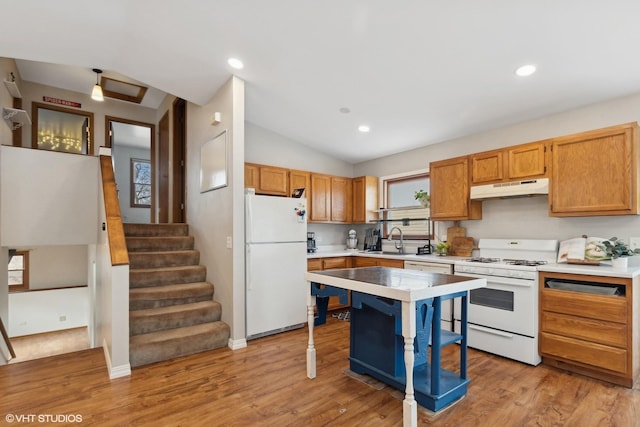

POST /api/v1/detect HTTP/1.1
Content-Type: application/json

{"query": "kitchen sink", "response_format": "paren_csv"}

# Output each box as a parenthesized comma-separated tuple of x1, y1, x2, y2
(360, 250, 407, 256)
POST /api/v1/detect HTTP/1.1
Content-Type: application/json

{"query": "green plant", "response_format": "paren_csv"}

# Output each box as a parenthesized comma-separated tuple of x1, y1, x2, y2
(414, 190, 430, 203)
(602, 237, 640, 258)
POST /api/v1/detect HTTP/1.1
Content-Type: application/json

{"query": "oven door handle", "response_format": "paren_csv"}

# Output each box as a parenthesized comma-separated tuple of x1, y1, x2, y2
(468, 323, 514, 338)
(454, 272, 533, 287)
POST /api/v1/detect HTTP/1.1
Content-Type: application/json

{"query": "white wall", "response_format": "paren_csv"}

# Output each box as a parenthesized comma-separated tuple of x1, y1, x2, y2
(27, 245, 88, 290)
(354, 92, 640, 244)
(8, 286, 88, 337)
(186, 76, 246, 346)
(0, 146, 99, 246)
(113, 145, 150, 223)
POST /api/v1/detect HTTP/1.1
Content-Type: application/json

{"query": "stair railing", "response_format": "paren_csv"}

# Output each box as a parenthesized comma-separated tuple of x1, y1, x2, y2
(99, 155, 129, 266)
(0, 316, 16, 361)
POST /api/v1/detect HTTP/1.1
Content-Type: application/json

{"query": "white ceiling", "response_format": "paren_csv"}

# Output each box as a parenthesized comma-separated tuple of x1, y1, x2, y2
(2, 1, 640, 163)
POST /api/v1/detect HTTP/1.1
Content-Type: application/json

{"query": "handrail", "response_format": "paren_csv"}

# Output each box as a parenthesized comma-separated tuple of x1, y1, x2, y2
(0, 316, 16, 360)
(99, 155, 129, 266)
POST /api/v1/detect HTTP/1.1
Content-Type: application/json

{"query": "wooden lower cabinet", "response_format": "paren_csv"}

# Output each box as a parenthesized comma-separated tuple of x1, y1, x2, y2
(307, 257, 352, 311)
(539, 271, 638, 387)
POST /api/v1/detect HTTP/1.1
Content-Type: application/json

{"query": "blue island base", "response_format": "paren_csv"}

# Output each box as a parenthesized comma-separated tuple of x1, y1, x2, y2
(349, 358, 469, 412)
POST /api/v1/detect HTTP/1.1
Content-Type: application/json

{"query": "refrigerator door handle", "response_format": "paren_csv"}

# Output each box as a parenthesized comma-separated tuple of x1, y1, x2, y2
(245, 195, 253, 243)
(246, 245, 253, 291)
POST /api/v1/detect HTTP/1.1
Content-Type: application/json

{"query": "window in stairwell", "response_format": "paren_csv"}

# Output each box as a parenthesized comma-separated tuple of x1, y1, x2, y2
(8, 250, 29, 291)
(130, 158, 151, 207)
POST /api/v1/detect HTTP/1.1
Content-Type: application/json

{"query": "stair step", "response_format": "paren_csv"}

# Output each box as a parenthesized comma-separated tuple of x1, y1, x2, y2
(130, 282, 214, 310)
(126, 236, 195, 252)
(130, 301, 222, 336)
(124, 223, 189, 237)
(129, 250, 200, 269)
(130, 265, 207, 288)
(129, 321, 230, 368)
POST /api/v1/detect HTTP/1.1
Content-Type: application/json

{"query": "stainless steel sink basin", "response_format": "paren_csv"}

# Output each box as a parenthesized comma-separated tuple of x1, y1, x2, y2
(360, 251, 406, 256)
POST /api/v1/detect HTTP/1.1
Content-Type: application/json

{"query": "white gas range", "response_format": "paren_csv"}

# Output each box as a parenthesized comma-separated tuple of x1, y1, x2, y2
(453, 238, 558, 365)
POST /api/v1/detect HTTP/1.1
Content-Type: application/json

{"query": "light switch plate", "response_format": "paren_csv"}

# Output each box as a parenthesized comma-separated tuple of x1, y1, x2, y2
(226, 236, 232, 249)
(629, 237, 640, 251)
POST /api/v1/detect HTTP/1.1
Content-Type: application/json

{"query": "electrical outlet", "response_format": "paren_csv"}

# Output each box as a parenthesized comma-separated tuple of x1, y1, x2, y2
(59, 315, 66, 322)
(629, 237, 640, 251)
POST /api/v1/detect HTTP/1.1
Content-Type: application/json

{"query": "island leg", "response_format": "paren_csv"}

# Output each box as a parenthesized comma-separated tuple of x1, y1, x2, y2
(401, 300, 417, 427)
(306, 287, 317, 379)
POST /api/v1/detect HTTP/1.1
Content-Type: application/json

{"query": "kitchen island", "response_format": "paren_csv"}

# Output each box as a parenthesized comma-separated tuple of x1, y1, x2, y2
(305, 267, 486, 427)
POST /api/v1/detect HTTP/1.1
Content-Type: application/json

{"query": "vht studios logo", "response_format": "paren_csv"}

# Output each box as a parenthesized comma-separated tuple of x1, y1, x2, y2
(5, 413, 83, 423)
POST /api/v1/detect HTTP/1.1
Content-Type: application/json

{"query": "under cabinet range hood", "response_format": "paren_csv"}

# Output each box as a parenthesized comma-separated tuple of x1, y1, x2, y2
(470, 177, 549, 200)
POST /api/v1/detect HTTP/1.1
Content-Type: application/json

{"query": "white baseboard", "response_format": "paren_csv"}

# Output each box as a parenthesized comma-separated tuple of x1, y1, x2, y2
(228, 337, 247, 350)
(102, 338, 131, 379)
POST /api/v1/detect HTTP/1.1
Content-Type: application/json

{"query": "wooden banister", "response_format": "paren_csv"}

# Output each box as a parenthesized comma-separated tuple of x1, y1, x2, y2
(99, 155, 129, 266)
(0, 316, 16, 360)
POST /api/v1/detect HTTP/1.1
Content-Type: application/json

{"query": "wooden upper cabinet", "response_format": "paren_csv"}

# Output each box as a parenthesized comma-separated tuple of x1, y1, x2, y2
(244, 163, 259, 189)
(330, 176, 352, 223)
(289, 169, 310, 198)
(507, 141, 547, 179)
(310, 173, 331, 222)
(430, 156, 482, 221)
(471, 141, 547, 185)
(550, 122, 639, 217)
(352, 176, 379, 224)
(244, 163, 289, 196)
(471, 149, 504, 184)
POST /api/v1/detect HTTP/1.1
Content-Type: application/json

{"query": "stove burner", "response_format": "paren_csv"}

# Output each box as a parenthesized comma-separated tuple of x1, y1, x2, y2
(503, 259, 548, 266)
(466, 257, 500, 263)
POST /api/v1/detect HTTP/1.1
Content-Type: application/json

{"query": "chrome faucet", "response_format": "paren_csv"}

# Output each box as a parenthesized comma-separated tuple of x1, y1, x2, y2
(387, 226, 404, 253)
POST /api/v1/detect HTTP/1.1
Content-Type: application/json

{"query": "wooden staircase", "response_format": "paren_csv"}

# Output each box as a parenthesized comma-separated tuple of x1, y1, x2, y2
(125, 223, 230, 367)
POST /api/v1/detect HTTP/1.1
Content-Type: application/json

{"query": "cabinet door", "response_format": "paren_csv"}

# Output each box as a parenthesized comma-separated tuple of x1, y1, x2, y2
(310, 174, 331, 222)
(353, 256, 378, 267)
(550, 122, 638, 216)
(377, 258, 405, 268)
(430, 156, 482, 220)
(244, 164, 259, 189)
(507, 141, 547, 179)
(290, 170, 310, 199)
(321, 257, 351, 310)
(331, 176, 352, 223)
(258, 166, 289, 196)
(352, 176, 379, 223)
(471, 149, 504, 184)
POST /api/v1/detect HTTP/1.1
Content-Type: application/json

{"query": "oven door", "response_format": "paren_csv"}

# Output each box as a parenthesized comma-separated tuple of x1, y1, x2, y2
(453, 272, 537, 337)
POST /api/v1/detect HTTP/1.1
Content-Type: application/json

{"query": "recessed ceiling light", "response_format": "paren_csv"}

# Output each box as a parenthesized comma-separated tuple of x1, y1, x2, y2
(515, 64, 536, 77)
(339, 107, 351, 114)
(228, 58, 244, 70)
(358, 125, 370, 133)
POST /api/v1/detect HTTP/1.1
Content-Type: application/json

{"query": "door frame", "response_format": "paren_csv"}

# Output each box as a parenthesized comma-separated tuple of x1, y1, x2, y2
(104, 116, 156, 222)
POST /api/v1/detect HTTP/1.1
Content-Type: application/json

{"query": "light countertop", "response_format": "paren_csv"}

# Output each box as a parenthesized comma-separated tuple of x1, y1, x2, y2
(307, 248, 465, 265)
(537, 262, 640, 279)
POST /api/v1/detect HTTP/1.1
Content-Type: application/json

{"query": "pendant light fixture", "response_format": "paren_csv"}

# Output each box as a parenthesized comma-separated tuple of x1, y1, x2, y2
(91, 68, 104, 102)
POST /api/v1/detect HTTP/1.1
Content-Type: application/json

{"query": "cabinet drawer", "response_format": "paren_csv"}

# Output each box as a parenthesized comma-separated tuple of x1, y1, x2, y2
(322, 257, 349, 270)
(541, 311, 627, 348)
(378, 258, 405, 268)
(540, 332, 628, 374)
(353, 257, 378, 267)
(307, 258, 322, 271)
(541, 289, 626, 323)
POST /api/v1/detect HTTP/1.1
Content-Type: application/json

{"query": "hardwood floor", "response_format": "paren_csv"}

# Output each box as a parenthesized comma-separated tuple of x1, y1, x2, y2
(0, 317, 638, 426)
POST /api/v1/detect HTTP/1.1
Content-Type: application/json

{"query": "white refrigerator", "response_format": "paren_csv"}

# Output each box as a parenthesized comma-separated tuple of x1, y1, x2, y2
(245, 193, 308, 339)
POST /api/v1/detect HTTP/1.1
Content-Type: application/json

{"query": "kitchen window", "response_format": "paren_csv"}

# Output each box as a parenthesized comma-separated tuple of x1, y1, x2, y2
(382, 171, 431, 239)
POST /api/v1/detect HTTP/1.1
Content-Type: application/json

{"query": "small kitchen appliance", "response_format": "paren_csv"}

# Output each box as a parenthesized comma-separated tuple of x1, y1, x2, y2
(307, 232, 317, 253)
(453, 238, 558, 365)
(346, 229, 358, 249)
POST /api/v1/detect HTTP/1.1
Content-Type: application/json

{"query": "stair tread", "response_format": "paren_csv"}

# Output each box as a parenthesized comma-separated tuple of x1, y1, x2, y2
(130, 281, 212, 297)
(130, 265, 205, 273)
(130, 321, 228, 346)
(130, 300, 217, 317)
(129, 249, 199, 256)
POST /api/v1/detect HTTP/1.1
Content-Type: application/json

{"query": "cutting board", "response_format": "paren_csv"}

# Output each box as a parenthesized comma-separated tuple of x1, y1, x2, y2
(451, 236, 474, 257)
(447, 221, 466, 245)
